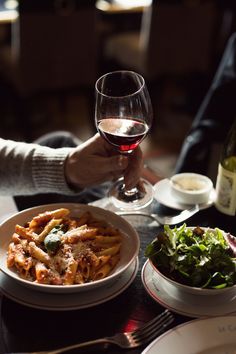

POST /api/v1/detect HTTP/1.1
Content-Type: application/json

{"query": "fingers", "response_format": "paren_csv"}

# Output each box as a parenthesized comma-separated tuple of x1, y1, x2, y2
(93, 155, 129, 184)
(97, 147, 144, 189)
(64, 133, 144, 190)
(124, 147, 143, 189)
(65, 149, 129, 190)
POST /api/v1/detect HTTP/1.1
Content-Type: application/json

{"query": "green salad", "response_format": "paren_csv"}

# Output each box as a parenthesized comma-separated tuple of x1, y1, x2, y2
(145, 224, 236, 289)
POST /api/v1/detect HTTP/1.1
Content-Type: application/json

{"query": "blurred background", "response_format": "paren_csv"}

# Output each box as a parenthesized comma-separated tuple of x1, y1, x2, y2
(0, 0, 235, 178)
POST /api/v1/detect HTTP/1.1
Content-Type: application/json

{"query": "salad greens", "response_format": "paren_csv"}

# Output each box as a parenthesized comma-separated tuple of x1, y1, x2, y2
(145, 224, 236, 289)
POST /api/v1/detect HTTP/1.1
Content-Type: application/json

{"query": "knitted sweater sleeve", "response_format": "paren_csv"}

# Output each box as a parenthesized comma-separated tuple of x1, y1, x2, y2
(0, 138, 77, 196)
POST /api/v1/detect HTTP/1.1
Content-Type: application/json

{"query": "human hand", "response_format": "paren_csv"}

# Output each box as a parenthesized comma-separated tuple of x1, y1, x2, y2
(65, 134, 143, 190)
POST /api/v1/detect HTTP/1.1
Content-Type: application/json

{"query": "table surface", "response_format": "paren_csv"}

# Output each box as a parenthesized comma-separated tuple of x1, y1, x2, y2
(0, 196, 235, 354)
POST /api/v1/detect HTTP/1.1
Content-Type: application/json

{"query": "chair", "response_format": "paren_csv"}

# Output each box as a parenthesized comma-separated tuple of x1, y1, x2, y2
(174, 32, 236, 183)
(104, 0, 218, 81)
(0, 0, 98, 139)
(4, 0, 98, 95)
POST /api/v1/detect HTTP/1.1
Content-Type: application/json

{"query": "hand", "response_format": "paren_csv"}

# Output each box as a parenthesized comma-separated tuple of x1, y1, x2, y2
(65, 134, 143, 190)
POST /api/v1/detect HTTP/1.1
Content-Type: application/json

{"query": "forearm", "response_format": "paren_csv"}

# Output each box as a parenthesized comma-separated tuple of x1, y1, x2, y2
(0, 138, 76, 196)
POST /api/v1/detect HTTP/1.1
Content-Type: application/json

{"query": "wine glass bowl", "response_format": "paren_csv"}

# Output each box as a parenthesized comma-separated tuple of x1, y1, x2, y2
(95, 71, 152, 154)
(95, 70, 154, 210)
(97, 118, 148, 154)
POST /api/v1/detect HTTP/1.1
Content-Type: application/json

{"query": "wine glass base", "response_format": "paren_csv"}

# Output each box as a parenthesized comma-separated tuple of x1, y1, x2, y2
(108, 178, 154, 210)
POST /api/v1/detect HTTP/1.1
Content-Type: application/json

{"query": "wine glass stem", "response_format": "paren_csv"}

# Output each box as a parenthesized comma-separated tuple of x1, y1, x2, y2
(124, 187, 138, 196)
(118, 182, 145, 202)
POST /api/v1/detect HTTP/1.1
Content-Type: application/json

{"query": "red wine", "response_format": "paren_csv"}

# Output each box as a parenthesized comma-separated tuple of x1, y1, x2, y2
(98, 118, 149, 153)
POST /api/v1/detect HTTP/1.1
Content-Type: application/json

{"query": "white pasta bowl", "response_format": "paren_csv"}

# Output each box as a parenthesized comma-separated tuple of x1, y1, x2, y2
(145, 225, 236, 296)
(0, 203, 140, 293)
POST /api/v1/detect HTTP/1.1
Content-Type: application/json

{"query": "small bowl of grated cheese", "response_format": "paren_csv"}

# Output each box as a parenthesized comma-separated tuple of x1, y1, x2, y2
(170, 173, 213, 205)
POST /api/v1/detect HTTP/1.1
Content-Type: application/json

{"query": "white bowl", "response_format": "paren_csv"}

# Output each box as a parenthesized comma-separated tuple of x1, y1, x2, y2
(148, 226, 236, 296)
(170, 173, 213, 205)
(0, 203, 140, 293)
(149, 260, 235, 296)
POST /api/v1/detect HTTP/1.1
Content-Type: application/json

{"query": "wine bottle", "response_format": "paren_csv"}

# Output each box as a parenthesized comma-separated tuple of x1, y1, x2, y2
(215, 118, 236, 215)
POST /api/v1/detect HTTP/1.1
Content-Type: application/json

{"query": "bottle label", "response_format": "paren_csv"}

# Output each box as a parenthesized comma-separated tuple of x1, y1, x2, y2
(215, 164, 236, 216)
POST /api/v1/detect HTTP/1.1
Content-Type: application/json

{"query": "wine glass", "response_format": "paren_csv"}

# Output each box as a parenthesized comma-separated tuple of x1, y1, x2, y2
(95, 70, 154, 210)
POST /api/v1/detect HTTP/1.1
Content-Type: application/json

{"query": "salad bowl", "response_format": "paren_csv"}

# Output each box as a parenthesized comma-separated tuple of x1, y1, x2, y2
(145, 224, 236, 296)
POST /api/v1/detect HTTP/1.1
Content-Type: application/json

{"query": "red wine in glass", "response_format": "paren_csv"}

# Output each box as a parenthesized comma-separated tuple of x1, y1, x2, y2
(95, 70, 154, 210)
(97, 117, 149, 154)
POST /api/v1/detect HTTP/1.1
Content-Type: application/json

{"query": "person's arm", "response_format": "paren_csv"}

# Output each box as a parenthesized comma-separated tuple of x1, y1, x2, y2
(0, 138, 73, 196)
(0, 134, 143, 196)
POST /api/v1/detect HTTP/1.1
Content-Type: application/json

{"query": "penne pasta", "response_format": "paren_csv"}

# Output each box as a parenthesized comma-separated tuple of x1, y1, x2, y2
(109, 254, 120, 268)
(62, 225, 97, 243)
(28, 242, 50, 266)
(93, 263, 112, 280)
(96, 243, 121, 257)
(36, 218, 62, 243)
(75, 211, 91, 227)
(93, 253, 120, 281)
(29, 208, 70, 228)
(94, 235, 122, 244)
(77, 258, 91, 280)
(15, 224, 37, 241)
(6, 243, 16, 268)
(6, 207, 123, 286)
(63, 258, 78, 285)
(35, 261, 49, 284)
(74, 271, 85, 284)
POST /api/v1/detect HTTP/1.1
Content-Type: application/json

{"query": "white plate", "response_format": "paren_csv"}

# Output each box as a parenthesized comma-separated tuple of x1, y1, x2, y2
(141, 260, 236, 318)
(142, 315, 236, 354)
(0, 257, 138, 311)
(154, 179, 216, 210)
(0, 203, 140, 293)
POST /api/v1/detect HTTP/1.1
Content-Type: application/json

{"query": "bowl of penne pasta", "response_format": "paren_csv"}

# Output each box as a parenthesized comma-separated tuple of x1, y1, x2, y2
(0, 203, 140, 293)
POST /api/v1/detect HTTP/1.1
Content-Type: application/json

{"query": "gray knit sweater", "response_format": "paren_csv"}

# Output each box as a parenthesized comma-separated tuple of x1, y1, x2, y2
(0, 138, 76, 196)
